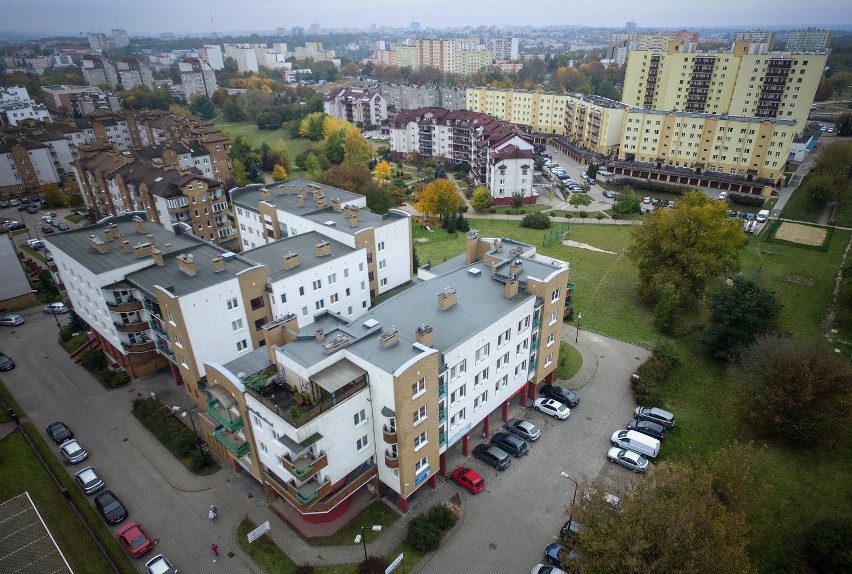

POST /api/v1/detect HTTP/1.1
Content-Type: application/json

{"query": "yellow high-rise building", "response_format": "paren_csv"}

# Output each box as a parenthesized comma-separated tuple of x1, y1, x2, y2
(465, 88, 570, 134)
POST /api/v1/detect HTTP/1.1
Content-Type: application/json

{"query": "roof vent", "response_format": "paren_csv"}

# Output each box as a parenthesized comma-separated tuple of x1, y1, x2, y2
(467, 268, 481, 277)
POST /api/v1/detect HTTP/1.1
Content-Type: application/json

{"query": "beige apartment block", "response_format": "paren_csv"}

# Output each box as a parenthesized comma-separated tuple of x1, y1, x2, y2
(465, 88, 571, 135)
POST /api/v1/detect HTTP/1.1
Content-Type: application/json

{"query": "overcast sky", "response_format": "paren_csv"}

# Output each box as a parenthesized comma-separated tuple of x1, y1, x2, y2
(6, 0, 851, 36)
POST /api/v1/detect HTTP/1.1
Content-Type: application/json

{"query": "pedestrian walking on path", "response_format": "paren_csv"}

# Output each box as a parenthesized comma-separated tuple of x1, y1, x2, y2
(212, 543, 219, 557)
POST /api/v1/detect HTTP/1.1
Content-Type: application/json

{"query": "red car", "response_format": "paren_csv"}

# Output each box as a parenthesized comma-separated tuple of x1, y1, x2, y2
(451, 466, 485, 494)
(116, 521, 154, 558)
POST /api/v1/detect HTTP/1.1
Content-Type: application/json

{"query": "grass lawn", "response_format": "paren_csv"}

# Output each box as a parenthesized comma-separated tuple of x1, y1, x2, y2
(554, 341, 582, 381)
(19, 243, 46, 260)
(59, 332, 88, 353)
(65, 213, 87, 224)
(300, 501, 399, 547)
(212, 120, 314, 162)
(779, 183, 823, 223)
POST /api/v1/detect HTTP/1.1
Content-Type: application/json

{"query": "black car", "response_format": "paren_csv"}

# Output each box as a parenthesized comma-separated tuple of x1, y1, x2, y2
(729, 210, 738, 218)
(472, 444, 511, 471)
(540, 384, 580, 408)
(561, 519, 582, 541)
(46, 421, 73, 444)
(626, 419, 668, 440)
(0, 354, 15, 371)
(25, 206, 38, 214)
(57, 222, 69, 231)
(41, 225, 55, 234)
(490, 432, 528, 457)
(16, 203, 29, 211)
(95, 490, 128, 524)
(4, 222, 25, 231)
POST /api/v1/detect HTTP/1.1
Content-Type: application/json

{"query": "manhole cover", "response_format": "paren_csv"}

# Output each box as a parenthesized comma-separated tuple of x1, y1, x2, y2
(586, 417, 592, 421)
(122, 438, 128, 442)
(489, 543, 497, 550)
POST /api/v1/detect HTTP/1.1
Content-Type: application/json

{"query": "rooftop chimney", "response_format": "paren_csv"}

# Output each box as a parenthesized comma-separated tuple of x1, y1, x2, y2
(415, 324, 433, 347)
(466, 229, 480, 264)
(151, 249, 164, 266)
(212, 255, 225, 272)
(177, 253, 196, 276)
(259, 187, 272, 201)
(437, 287, 457, 310)
(132, 215, 145, 233)
(283, 251, 300, 269)
(315, 328, 325, 341)
(121, 240, 131, 253)
(163, 242, 173, 253)
(91, 236, 108, 253)
(509, 259, 523, 276)
(315, 192, 326, 208)
(313, 240, 332, 257)
(133, 242, 154, 258)
(504, 276, 519, 299)
(297, 192, 305, 207)
(379, 328, 399, 348)
(345, 205, 361, 227)
(146, 233, 156, 246)
(332, 197, 342, 212)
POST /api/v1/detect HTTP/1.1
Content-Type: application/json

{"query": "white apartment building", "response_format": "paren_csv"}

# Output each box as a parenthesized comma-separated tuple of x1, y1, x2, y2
(179, 58, 219, 100)
(200, 45, 224, 70)
(81, 57, 119, 89)
(323, 87, 388, 128)
(223, 44, 259, 73)
(115, 58, 154, 90)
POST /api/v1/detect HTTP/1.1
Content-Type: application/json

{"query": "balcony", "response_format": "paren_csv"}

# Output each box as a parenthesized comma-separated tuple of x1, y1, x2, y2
(114, 320, 149, 333)
(382, 425, 397, 444)
(439, 428, 447, 446)
(107, 298, 142, 312)
(213, 427, 249, 457)
(385, 449, 399, 468)
(207, 398, 243, 432)
(282, 450, 328, 481)
(265, 468, 331, 507)
(123, 340, 155, 353)
(438, 381, 446, 398)
(439, 406, 446, 423)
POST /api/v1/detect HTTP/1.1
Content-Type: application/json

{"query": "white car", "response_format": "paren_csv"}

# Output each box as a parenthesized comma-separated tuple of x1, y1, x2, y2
(534, 398, 570, 420)
(59, 439, 88, 464)
(26, 238, 45, 250)
(717, 192, 728, 200)
(44, 302, 69, 314)
(146, 554, 177, 574)
(531, 565, 566, 574)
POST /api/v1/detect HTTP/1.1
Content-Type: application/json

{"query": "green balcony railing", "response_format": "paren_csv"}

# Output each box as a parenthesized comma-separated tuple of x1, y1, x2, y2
(438, 382, 446, 398)
(439, 406, 446, 423)
(439, 428, 447, 446)
(213, 428, 249, 457)
(207, 400, 243, 432)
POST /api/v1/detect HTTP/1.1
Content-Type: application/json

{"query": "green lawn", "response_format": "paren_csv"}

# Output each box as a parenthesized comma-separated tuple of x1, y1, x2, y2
(65, 213, 87, 224)
(212, 120, 315, 162)
(554, 341, 582, 380)
(299, 501, 399, 547)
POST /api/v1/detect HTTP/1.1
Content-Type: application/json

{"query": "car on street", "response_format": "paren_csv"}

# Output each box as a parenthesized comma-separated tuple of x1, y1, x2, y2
(602, 190, 615, 198)
(26, 238, 45, 249)
(46, 421, 73, 444)
(41, 225, 55, 234)
(540, 384, 580, 408)
(544, 543, 579, 567)
(59, 438, 88, 464)
(531, 565, 566, 574)
(534, 398, 570, 420)
(473, 443, 511, 471)
(560, 520, 582, 541)
(117, 521, 154, 558)
(718, 192, 728, 200)
(634, 406, 675, 428)
(451, 466, 485, 494)
(607, 447, 650, 473)
(490, 432, 528, 457)
(626, 419, 668, 440)
(44, 302, 69, 314)
(504, 418, 541, 442)
(74, 466, 105, 494)
(0, 354, 14, 371)
(145, 554, 177, 574)
(0, 315, 24, 326)
(95, 490, 128, 524)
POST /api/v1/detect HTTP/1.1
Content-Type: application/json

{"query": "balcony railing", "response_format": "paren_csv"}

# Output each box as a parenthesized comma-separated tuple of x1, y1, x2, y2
(382, 425, 397, 444)
(265, 467, 331, 506)
(207, 399, 243, 432)
(439, 406, 446, 423)
(282, 450, 327, 481)
(213, 427, 249, 457)
(107, 298, 142, 312)
(114, 320, 148, 333)
(122, 340, 155, 353)
(385, 450, 399, 468)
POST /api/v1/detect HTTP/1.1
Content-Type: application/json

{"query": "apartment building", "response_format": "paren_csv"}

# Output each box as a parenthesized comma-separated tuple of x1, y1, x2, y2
(389, 108, 536, 204)
(223, 44, 259, 73)
(465, 88, 571, 135)
(487, 37, 520, 61)
(369, 39, 494, 76)
(377, 84, 466, 112)
(784, 28, 831, 52)
(115, 58, 154, 90)
(87, 32, 110, 51)
(81, 57, 119, 89)
(196, 229, 569, 521)
(0, 135, 61, 194)
(230, 180, 412, 299)
(179, 58, 219, 100)
(200, 45, 224, 70)
(323, 87, 387, 128)
(563, 94, 628, 158)
(623, 41, 827, 128)
(41, 85, 122, 116)
(0, 86, 51, 126)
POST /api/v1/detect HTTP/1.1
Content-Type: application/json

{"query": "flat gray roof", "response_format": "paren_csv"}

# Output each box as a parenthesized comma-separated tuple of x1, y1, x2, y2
(222, 346, 273, 381)
(0, 235, 33, 302)
(243, 231, 356, 283)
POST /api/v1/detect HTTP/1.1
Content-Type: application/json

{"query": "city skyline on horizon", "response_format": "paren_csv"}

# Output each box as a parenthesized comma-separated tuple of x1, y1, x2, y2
(3, 0, 850, 39)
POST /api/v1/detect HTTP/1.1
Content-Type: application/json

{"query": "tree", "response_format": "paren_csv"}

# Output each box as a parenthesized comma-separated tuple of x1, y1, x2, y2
(238, 90, 275, 122)
(703, 277, 780, 360)
(470, 187, 493, 212)
(814, 77, 833, 101)
(168, 103, 190, 117)
(653, 283, 680, 335)
(304, 153, 322, 176)
(324, 129, 346, 164)
(520, 212, 551, 229)
(731, 334, 852, 448)
(626, 191, 747, 302)
(572, 463, 753, 574)
(806, 516, 852, 574)
(414, 179, 463, 218)
(42, 183, 66, 208)
(509, 193, 524, 209)
(373, 160, 392, 182)
(271, 164, 288, 181)
(613, 187, 640, 214)
(365, 184, 405, 215)
(231, 158, 249, 186)
(802, 172, 839, 203)
(299, 112, 327, 140)
(188, 93, 216, 119)
(837, 112, 852, 137)
(322, 164, 373, 194)
(569, 193, 593, 211)
(322, 116, 356, 140)
(342, 130, 375, 166)
(433, 163, 447, 180)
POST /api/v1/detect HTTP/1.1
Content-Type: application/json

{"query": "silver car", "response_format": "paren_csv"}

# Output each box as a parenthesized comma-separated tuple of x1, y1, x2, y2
(59, 439, 88, 464)
(74, 466, 105, 494)
(0, 315, 24, 326)
(607, 447, 649, 473)
(504, 418, 542, 441)
(146, 554, 178, 574)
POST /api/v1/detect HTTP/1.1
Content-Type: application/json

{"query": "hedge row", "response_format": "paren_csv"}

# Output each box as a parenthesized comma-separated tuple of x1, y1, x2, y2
(406, 504, 458, 552)
(131, 397, 211, 472)
(631, 345, 678, 406)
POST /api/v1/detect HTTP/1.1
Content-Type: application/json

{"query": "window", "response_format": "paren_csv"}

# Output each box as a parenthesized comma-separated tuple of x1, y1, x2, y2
(329, 293, 338, 304)
(353, 409, 366, 426)
(415, 456, 429, 474)
(414, 431, 428, 450)
(497, 352, 510, 369)
(236, 339, 248, 352)
(495, 374, 508, 391)
(312, 279, 322, 290)
(345, 287, 351, 297)
(474, 368, 489, 388)
(413, 405, 427, 425)
(518, 316, 530, 332)
(315, 300, 325, 311)
(356, 435, 369, 451)
(450, 384, 466, 405)
(549, 311, 558, 325)
(412, 378, 426, 398)
(450, 409, 466, 429)
(514, 360, 527, 377)
(379, 260, 386, 270)
(475, 343, 490, 363)
(226, 297, 239, 310)
(380, 278, 387, 287)
(299, 286, 305, 296)
(497, 328, 511, 347)
(551, 287, 560, 302)
(259, 442, 268, 454)
(167, 311, 175, 324)
(377, 241, 385, 251)
(328, 273, 336, 284)
(250, 297, 264, 310)
(231, 319, 243, 332)
(545, 353, 553, 367)
(547, 333, 556, 346)
(301, 306, 308, 316)
(451, 359, 467, 379)
(474, 390, 487, 411)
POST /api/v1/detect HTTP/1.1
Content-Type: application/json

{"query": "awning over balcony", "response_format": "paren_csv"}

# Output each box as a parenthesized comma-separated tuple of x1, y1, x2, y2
(311, 359, 366, 394)
(278, 431, 323, 452)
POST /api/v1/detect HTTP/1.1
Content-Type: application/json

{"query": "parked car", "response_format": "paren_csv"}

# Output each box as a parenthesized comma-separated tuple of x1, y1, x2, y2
(117, 521, 154, 558)
(0, 315, 24, 326)
(145, 554, 177, 574)
(44, 302, 69, 314)
(634, 406, 675, 428)
(451, 466, 485, 494)
(26, 238, 45, 249)
(49, 219, 61, 228)
(46, 421, 73, 444)
(0, 200, 9, 208)
(57, 222, 69, 231)
(738, 211, 748, 219)
(490, 432, 528, 457)
(533, 398, 570, 420)
(74, 466, 105, 494)
(610, 430, 660, 458)
(531, 565, 566, 574)
(59, 438, 88, 464)
(17, 203, 29, 211)
(25, 206, 38, 214)
(4, 221, 25, 231)
(602, 190, 615, 198)
(729, 209, 738, 218)
(540, 384, 580, 408)
(94, 490, 128, 524)
(642, 196, 652, 204)
(718, 192, 728, 200)
(544, 543, 580, 567)
(8, 199, 19, 206)
(504, 418, 542, 442)
(560, 520, 582, 541)
(0, 354, 14, 371)
(626, 419, 668, 440)
(607, 447, 650, 473)
(41, 225, 54, 234)
(473, 443, 511, 471)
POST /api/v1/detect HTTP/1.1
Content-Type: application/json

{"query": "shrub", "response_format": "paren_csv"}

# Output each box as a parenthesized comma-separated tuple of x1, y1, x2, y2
(728, 192, 765, 206)
(407, 515, 441, 552)
(358, 556, 388, 574)
(59, 330, 72, 342)
(518, 209, 526, 214)
(290, 406, 301, 419)
(427, 504, 457, 531)
(631, 345, 678, 405)
(520, 212, 552, 229)
(99, 370, 116, 386)
(489, 207, 497, 214)
(806, 516, 852, 574)
(578, 211, 588, 219)
(80, 349, 108, 372)
(295, 566, 315, 574)
(111, 371, 131, 388)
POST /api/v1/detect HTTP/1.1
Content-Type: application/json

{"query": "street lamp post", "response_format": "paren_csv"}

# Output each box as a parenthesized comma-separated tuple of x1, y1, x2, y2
(574, 312, 582, 344)
(354, 524, 383, 573)
(560, 472, 579, 527)
(50, 309, 62, 330)
(172, 406, 209, 465)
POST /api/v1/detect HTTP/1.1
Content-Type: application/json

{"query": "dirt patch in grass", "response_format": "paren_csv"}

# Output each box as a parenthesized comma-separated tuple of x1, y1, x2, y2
(775, 222, 827, 246)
